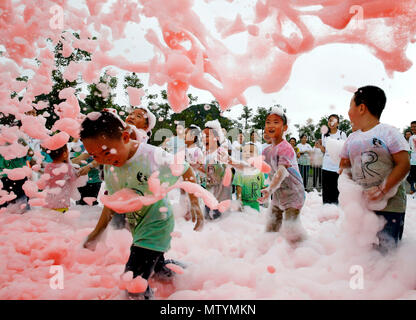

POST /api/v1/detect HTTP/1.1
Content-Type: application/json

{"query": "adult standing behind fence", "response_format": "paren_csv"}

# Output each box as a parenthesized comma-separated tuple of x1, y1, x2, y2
(296, 134, 313, 190)
(319, 114, 347, 204)
(311, 139, 324, 190)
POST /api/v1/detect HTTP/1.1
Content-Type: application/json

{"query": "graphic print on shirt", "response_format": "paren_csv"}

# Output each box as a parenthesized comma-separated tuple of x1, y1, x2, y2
(358, 151, 380, 180)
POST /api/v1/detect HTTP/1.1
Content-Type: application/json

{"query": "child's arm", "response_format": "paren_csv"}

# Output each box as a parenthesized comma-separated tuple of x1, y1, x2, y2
(182, 167, 204, 231)
(78, 160, 99, 176)
(366, 151, 410, 201)
(258, 165, 289, 203)
(83, 206, 114, 249)
(339, 157, 351, 175)
(236, 185, 242, 201)
(71, 152, 90, 165)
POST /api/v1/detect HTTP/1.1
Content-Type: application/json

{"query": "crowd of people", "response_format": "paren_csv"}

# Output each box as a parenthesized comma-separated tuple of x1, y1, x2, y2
(0, 85, 415, 299)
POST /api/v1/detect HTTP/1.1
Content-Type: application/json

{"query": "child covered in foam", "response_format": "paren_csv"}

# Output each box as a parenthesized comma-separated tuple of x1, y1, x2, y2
(80, 111, 203, 300)
(340, 86, 410, 253)
(259, 106, 306, 243)
(233, 143, 265, 212)
(38, 144, 80, 213)
(196, 120, 232, 220)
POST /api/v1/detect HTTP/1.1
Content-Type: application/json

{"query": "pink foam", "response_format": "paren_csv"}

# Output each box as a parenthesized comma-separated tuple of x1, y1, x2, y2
(41, 132, 70, 151)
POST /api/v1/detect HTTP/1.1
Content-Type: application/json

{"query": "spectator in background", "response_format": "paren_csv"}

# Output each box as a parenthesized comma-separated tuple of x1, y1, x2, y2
(404, 129, 413, 142)
(296, 134, 313, 190)
(407, 121, 416, 195)
(319, 114, 347, 204)
(289, 137, 300, 159)
(310, 139, 324, 190)
(250, 131, 262, 156)
(231, 131, 245, 162)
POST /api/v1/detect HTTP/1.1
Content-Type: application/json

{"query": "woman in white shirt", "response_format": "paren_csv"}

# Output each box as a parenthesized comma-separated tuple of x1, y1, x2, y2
(296, 134, 313, 190)
(318, 114, 347, 204)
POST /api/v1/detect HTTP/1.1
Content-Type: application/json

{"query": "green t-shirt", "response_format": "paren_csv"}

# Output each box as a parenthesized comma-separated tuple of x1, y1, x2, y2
(232, 169, 265, 203)
(104, 143, 189, 252)
(70, 143, 101, 184)
(0, 155, 27, 178)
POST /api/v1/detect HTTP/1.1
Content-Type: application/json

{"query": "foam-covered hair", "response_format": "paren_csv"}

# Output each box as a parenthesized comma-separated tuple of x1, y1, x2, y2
(136, 106, 156, 132)
(268, 105, 287, 125)
(204, 119, 225, 145)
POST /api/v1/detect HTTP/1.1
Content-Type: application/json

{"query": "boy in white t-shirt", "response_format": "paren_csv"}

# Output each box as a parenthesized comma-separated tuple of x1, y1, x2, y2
(340, 86, 410, 253)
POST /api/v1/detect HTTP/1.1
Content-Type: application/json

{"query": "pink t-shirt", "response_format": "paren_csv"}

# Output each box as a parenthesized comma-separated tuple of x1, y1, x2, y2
(262, 140, 305, 210)
(41, 162, 78, 209)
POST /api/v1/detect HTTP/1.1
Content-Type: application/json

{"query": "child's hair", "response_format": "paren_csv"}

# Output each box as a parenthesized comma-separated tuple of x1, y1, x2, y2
(80, 111, 126, 140)
(187, 125, 201, 144)
(411, 121, 416, 126)
(299, 134, 308, 140)
(353, 86, 386, 119)
(244, 142, 258, 154)
(268, 105, 287, 125)
(289, 137, 296, 143)
(48, 145, 68, 161)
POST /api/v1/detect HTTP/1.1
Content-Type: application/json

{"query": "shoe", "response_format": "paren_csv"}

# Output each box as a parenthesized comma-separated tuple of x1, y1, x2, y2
(126, 286, 154, 300)
(152, 259, 187, 282)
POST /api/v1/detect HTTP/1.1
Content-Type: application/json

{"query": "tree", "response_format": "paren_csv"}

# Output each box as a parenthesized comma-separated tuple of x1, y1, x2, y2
(252, 106, 271, 142)
(238, 105, 253, 129)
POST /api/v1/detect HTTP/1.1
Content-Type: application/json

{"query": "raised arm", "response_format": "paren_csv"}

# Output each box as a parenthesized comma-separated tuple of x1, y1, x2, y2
(182, 167, 204, 231)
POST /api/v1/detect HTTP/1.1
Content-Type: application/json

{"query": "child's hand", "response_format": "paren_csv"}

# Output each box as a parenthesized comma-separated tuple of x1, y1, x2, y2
(83, 233, 98, 251)
(364, 185, 385, 201)
(189, 205, 204, 231)
(78, 165, 91, 177)
(257, 187, 270, 203)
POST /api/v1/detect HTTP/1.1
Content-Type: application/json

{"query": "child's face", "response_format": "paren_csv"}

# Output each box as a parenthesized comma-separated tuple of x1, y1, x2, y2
(126, 109, 148, 131)
(348, 96, 361, 131)
(185, 128, 195, 145)
(405, 131, 412, 140)
(263, 132, 271, 143)
(411, 123, 416, 135)
(328, 116, 339, 129)
(242, 144, 257, 161)
(265, 114, 287, 142)
(82, 133, 132, 167)
(202, 128, 218, 151)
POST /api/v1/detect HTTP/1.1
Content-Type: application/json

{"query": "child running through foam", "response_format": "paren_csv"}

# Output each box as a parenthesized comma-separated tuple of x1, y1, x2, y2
(339, 86, 410, 254)
(258, 106, 306, 243)
(80, 111, 204, 300)
(233, 143, 265, 212)
(38, 145, 80, 213)
(197, 120, 232, 220)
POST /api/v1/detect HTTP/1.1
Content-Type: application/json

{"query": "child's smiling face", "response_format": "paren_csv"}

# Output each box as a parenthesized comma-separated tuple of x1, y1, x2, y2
(202, 128, 218, 151)
(242, 144, 257, 161)
(125, 109, 148, 131)
(82, 132, 132, 167)
(265, 114, 287, 143)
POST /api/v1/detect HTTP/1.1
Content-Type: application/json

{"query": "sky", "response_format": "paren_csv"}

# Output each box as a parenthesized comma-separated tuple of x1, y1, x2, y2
(74, 0, 416, 138)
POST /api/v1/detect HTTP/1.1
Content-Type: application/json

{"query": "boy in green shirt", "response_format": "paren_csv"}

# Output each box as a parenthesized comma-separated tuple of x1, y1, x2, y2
(80, 111, 204, 300)
(233, 143, 265, 212)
